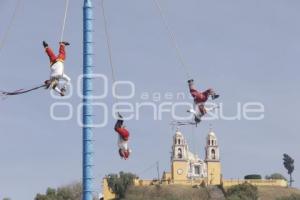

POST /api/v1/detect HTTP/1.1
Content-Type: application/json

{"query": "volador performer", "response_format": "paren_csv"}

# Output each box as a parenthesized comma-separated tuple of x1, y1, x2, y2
(114, 113, 131, 160)
(188, 79, 219, 123)
(43, 41, 71, 96)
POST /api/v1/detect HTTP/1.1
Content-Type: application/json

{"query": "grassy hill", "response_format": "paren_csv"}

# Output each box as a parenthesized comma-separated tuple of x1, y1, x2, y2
(123, 184, 210, 200)
(122, 185, 300, 200)
(258, 186, 300, 200)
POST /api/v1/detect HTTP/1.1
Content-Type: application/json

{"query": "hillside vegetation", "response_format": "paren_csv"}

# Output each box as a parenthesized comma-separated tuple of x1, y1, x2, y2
(123, 184, 210, 200)
(122, 185, 300, 200)
(258, 186, 300, 200)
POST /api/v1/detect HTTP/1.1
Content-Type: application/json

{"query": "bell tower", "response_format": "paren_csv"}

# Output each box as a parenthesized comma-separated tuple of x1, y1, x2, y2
(205, 129, 222, 185)
(171, 130, 189, 182)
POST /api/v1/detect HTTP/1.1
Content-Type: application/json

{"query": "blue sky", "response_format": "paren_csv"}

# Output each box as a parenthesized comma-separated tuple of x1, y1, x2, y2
(0, 0, 299, 199)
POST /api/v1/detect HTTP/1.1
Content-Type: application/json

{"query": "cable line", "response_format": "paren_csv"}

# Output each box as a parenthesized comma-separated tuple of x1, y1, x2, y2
(60, 0, 70, 42)
(101, 0, 119, 103)
(152, 0, 191, 79)
(0, 0, 22, 54)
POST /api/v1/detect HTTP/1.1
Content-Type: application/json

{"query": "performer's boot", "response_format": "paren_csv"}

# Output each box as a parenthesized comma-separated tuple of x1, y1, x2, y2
(60, 41, 70, 46)
(43, 41, 48, 48)
(211, 93, 220, 100)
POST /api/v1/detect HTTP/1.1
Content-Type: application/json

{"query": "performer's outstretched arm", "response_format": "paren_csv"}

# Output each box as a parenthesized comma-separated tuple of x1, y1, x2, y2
(53, 86, 62, 94)
(61, 74, 71, 85)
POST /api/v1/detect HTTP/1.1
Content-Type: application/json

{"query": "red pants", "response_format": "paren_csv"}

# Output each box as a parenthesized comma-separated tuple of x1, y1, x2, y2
(189, 84, 210, 103)
(45, 44, 66, 65)
(115, 128, 130, 140)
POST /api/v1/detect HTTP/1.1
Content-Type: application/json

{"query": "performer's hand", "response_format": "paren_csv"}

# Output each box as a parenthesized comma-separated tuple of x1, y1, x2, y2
(117, 112, 123, 119)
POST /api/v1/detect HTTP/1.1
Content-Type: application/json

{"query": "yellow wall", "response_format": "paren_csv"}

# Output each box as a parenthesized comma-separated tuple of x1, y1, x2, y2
(172, 179, 206, 185)
(134, 179, 153, 186)
(207, 161, 222, 185)
(172, 161, 189, 181)
(102, 178, 116, 200)
(222, 179, 288, 188)
(162, 171, 172, 181)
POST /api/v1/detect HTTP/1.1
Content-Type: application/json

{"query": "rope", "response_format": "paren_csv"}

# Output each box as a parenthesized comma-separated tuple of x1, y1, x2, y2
(0, 0, 22, 53)
(101, 0, 119, 103)
(153, 0, 191, 80)
(0, 83, 46, 97)
(138, 161, 158, 175)
(191, 125, 197, 155)
(170, 120, 198, 127)
(60, 0, 69, 42)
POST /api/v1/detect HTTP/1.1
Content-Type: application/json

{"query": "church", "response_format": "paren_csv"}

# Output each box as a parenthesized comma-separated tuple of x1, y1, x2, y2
(102, 128, 287, 199)
(162, 129, 221, 185)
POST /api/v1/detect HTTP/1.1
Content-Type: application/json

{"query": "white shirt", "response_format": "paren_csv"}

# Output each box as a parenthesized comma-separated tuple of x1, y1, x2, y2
(50, 61, 64, 78)
(118, 135, 128, 150)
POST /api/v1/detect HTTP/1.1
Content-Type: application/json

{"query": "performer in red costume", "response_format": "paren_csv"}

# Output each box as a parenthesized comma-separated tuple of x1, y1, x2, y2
(188, 79, 219, 116)
(114, 113, 131, 160)
(43, 41, 71, 96)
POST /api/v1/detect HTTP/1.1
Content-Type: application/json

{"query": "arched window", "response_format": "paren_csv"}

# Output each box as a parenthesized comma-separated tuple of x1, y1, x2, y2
(211, 149, 216, 159)
(194, 166, 200, 175)
(178, 148, 182, 159)
(178, 139, 181, 145)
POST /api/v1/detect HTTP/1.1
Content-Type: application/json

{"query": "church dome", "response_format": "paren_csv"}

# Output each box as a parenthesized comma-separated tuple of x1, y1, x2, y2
(175, 131, 183, 136)
(207, 130, 217, 140)
(208, 131, 216, 137)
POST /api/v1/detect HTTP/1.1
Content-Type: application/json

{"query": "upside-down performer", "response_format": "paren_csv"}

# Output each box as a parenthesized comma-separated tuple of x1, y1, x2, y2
(188, 79, 219, 117)
(114, 113, 131, 160)
(43, 41, 71, 96)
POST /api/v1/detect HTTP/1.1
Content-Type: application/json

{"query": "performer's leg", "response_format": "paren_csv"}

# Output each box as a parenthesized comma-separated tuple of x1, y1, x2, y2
(45, 47, 57, 64)
(188, 81, 198, 98)
(57, 44, 66, 61)
(116, 128, 129, 140)
(188, 80, 206, 102)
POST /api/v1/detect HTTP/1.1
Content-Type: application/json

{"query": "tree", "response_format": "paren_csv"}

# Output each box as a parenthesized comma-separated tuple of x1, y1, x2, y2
(265, 173, 287, 180)
(244, 174, 262, 180)
(226, 183, 258, 200)
(276, 194, 300, 200)
(34, 182, 96, 200)
(3, 198, 11, 200)
(283, 154, 295, 187)
(106, 171, 138, 199)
